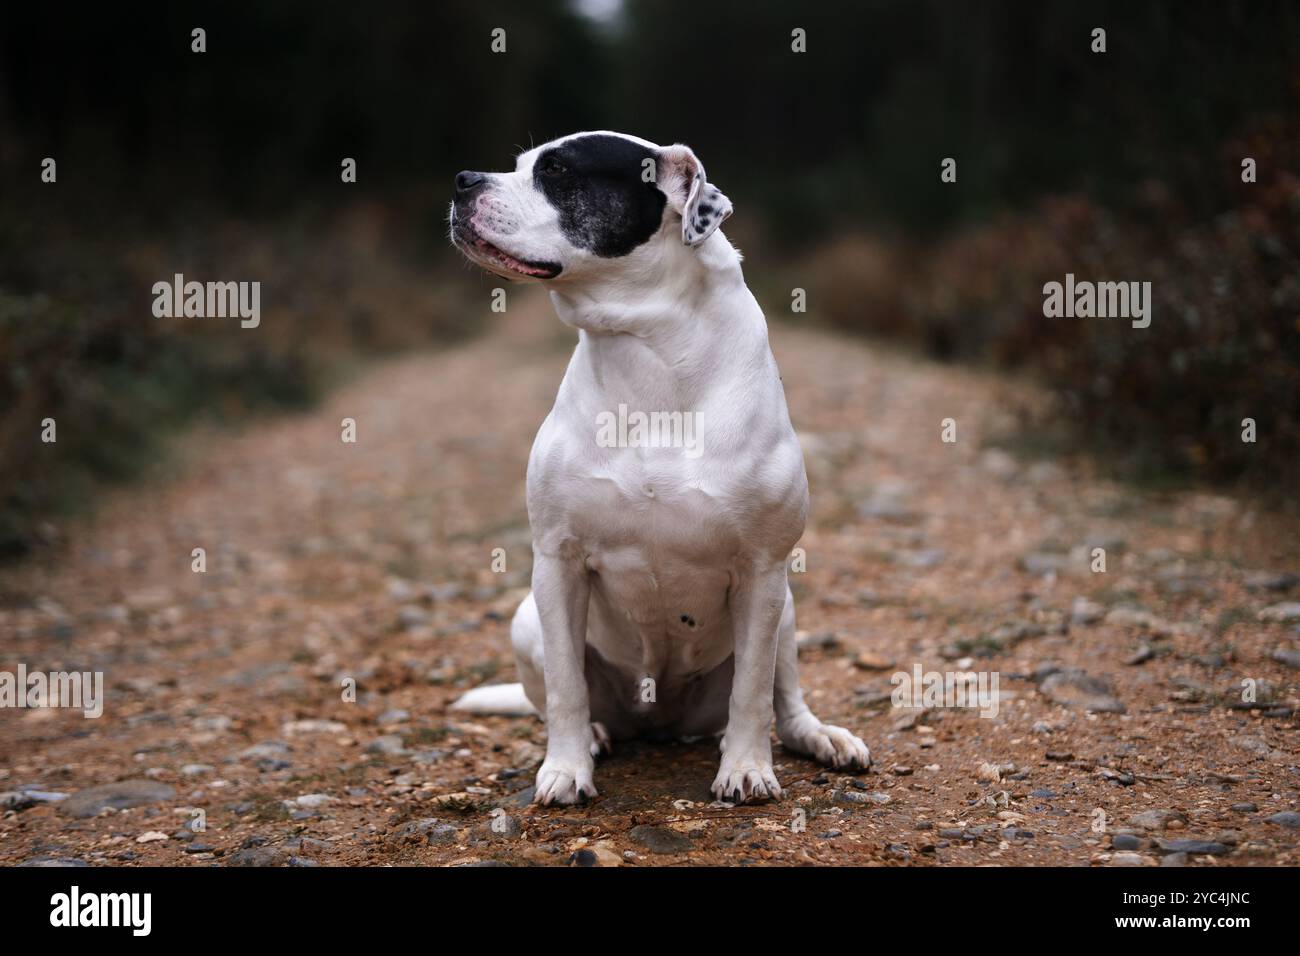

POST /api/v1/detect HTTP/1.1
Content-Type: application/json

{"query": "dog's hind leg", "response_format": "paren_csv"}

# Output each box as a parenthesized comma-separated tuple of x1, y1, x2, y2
(773, 587, 872, 771)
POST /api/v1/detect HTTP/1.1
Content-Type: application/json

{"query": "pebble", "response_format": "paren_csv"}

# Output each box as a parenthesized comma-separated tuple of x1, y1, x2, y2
(282, 719, 347, 735)
(795, 631, 839, 650)
(1109, 852, 1148, 866)
(1271, 648, 1300, 669)
(1129, 809, 1188, 830)
(1124, 645, 1155, 666)
(1020, 551, 1071, 576)
(0, 789, 68, 811)
(136, 831, 168, 843)
(1265, 811, 1300, 828)
(365, 735, 408, 756)
(833, 789, 890, 805)
(1154, 838, 1230, 856)
(1230, 802, 1258, 813)
(853, 653, 894, 671)
(59, 780, 176, 818)
(1111, 833, 1142, 850)
(290, 793, 334, 809)
(389, 818, 461, 847)
(19, 857, 88, 867)
(628, 825, 693, 854)
(1258, 602, 1300, 623)
(1039, 670, 1125, 713)
(226, 847, 287, 866)
(1070, 597, 1106, 625)
(1244, 570, 1298, 592)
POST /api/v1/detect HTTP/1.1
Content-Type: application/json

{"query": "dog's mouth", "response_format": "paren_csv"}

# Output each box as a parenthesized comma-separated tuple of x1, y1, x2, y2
(453, 223, 562, 280)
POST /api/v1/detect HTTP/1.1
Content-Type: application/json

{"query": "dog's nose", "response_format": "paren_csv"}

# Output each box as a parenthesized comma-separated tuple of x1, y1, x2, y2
(455, 170, 487, 196)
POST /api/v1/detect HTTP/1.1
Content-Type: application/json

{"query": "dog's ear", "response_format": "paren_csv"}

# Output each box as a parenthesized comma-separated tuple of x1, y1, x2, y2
(656, 144, 733, 247)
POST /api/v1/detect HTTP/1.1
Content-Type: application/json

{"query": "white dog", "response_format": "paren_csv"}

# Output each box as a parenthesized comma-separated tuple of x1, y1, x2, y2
(450, 131, 870, 805)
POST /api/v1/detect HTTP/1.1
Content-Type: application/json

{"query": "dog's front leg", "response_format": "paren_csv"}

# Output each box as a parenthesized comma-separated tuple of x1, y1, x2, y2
(713, 562, 787, 803)
(531, 550, 597, 805)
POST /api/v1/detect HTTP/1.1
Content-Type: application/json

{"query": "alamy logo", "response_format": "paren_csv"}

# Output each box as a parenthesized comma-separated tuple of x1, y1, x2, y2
(50, 886, 151, 936)
(152, 273, 261, 328)
(891, 664, 1000, 718)
(1042, 273, 1151, 328)
(595, 403, 704, 459)
(0, 664, 103, 718)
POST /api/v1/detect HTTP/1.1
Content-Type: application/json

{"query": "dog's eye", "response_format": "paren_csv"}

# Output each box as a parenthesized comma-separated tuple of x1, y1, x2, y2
(540, 157, 567, 177)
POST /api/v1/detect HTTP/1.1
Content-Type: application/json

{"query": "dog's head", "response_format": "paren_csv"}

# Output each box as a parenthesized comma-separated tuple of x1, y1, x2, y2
(449, 131, 733, 283)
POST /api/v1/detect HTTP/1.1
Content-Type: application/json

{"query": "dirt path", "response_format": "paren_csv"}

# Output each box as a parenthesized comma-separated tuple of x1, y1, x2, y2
(3, 290, 1299, 867)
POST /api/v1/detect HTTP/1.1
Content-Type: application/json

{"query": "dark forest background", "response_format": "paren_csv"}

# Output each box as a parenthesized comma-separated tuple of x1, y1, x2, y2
(2, 0, 1299, 557)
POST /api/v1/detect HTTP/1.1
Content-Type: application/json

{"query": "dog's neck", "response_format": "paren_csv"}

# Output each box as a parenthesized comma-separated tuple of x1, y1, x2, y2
(548, 230, 773, 411)
(549, 230, 748, 339)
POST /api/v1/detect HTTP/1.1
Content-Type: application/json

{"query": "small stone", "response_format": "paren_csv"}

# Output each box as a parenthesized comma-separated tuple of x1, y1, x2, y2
(1258, 602, 1300, 623)
(60, 780, 176, 818)
(290, 793, 334, 809)
(1020, 551, 1070, 576)
(398, 606, 430, 630)
(833, 789, 890, 805)
(1244, 570, 1298, 592)
(1111, 833, 1142, 850)
(19, 857, 88, 867)
(1230, 802, 1257, 813)
(1109, 852, 1149, 866)
(569, 849, 598, 867)
(1160, 852, 1189, 867)
(795, 631, 839, 651)
(136, 831, 168, 843)
(853, 652, 894, 671)
(1124, 645, 1155, 666)
(1265, 811, 1300, 828)
(1, 789, 68, 811)
(1154, 838, 1230, 856)
(365, 734, 408, 756)
(483, 814, 522, 840)
(629, 825, 693, 854)
(1271, 648, 1300, 669)
(1071, 597, 1106, 625)
(282, 719, 347, 735)
(1040, 670, 1124, 713)
(891, 765, 913, 776)
(1129, 809, 1188, 830)
(226, 846, 288, 866)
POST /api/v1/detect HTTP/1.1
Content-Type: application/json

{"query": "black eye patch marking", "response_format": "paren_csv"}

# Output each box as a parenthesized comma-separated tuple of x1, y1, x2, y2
(533, 134, 667, 258)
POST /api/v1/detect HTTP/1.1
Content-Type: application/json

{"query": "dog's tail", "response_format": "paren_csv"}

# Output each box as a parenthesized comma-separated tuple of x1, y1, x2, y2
(450, 682, 538, 716)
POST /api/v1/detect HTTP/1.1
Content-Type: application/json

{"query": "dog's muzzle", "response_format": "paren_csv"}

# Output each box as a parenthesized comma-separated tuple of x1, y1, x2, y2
(451, 171, 563, 280)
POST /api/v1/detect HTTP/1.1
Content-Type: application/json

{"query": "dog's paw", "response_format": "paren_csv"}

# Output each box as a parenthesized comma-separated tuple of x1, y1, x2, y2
(589, 721, 612, 758)
(780, 717, 871, 771)
(533, 754, 597, 806)
(711, 753, 782, 803)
